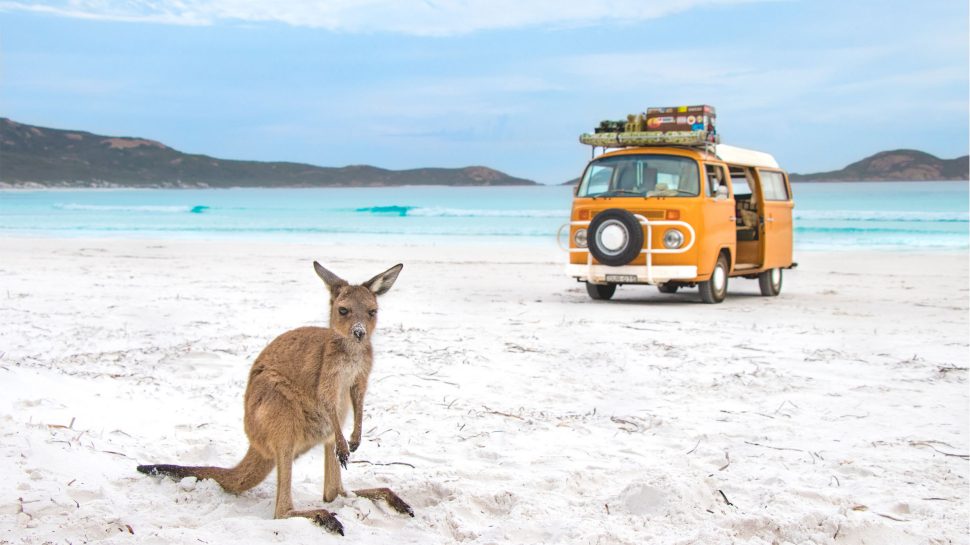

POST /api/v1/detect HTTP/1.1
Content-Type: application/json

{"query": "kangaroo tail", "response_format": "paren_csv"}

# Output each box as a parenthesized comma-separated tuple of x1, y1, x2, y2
(137, 446, 273, 495)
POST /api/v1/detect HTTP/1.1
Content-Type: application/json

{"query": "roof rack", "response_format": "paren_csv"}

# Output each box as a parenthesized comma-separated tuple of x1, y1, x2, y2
(579, 130, 719, 150)
(580, 104, 719, 151)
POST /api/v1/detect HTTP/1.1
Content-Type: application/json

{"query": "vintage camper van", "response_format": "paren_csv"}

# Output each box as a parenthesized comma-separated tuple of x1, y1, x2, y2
(563, 123, 795, 303)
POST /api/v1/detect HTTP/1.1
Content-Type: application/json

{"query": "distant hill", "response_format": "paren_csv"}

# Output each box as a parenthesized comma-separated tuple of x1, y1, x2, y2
(790, 149, 968, 182)
(560, 149, 968, 185)
(0, 118, 536, 188)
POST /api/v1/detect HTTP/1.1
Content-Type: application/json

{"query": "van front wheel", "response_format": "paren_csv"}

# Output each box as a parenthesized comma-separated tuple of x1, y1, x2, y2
(657, 282, 679, 294)
(586, 282, 616, 300)
(758, 268, 783, 296)
(699, 254, 729, 304)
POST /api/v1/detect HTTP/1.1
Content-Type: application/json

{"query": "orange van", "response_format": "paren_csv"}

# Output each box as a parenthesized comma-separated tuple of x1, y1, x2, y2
(561, 143, 795, 303)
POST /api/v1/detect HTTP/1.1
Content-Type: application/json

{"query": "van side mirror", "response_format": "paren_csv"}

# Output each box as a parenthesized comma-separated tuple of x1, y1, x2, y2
(715, 185, 729, 200)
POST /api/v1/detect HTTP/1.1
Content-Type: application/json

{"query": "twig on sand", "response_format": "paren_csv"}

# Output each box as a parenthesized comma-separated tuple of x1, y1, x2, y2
(466, 430, 505, 441)
(909, 441, 970, 459)
(350, 460, 416, 469)
(745, 441, 803, 452)
(610, 416, 642, 433)
(376, 372, 459, 387)
(621, 324, 661, 332)
(875, 512, 908, 522)
(413, 374, 459, 387)
(744, 441, 817, 463)
(774, 400, 798, 415)
(718, 490, 734, 507)
(505, 343, 539, 353)
(482, 405, 525, 421)
(47, 416, 76, 430)
(718, 452, 731, 471)
(686, 438, 702, 455)
(720, 409, 775, 420)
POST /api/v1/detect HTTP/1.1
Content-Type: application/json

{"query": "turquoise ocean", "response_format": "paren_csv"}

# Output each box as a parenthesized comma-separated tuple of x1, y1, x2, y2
(1, 182, 967, 250)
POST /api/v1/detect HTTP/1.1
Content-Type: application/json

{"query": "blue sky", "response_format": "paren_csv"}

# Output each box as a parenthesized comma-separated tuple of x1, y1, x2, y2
(1, 0, 967, 184)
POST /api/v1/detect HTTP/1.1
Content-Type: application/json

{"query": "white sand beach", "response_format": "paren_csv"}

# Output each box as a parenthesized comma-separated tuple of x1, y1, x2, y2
(1, 237, 967, 544)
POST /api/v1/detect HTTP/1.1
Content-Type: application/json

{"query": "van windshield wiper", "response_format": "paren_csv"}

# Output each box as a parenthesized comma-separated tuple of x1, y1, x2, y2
(600, 189, 643, 197)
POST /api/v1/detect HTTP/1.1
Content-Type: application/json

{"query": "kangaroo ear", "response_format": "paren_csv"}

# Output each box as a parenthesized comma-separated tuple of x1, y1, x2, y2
(363, 263, 403, 296)
(314, 261, 348, 294)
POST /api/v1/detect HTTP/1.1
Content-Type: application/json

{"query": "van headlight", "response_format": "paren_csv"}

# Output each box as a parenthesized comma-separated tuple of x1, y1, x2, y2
(663, 229, 684, 249)
(574, 228, 588, 248)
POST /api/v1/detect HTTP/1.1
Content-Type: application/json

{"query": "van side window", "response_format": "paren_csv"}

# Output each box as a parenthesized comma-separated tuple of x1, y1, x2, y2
(760, 171, 790, 201)
(704, 164, 728, 196)
(729, 166, 752, 197)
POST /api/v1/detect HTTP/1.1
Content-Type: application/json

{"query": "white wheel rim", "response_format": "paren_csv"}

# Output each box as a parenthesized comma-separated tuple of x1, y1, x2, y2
(713, 265, 726, 292)
(597, 221, 628, 255)
(771, 268, 781, 287)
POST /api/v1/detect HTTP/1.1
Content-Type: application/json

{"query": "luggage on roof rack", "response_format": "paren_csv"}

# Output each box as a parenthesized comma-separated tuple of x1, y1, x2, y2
(580, 104, 719, 148)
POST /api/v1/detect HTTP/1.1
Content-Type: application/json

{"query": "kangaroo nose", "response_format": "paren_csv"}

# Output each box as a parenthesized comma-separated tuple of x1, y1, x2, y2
(352, 323, 366, 341)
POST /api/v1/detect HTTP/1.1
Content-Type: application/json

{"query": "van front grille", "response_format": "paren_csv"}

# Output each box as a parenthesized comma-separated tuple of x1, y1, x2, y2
(633, 210, 665, 220)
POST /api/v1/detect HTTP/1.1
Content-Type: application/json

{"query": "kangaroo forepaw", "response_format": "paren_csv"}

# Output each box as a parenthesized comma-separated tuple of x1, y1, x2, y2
(349, 439, 360, 452)
(337, 450, 349, 469)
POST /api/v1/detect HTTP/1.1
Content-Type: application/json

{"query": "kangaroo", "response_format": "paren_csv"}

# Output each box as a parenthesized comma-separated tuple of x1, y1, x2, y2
(137, 262, 411, 535)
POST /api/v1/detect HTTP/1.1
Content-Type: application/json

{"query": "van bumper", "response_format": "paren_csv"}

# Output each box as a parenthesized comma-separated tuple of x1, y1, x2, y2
(566, 264, 698, 284)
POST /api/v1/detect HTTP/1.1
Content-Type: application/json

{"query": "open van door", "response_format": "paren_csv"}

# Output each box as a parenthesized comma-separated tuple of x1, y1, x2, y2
(756, 169, 794, 268)
(701, 163, 736, 274)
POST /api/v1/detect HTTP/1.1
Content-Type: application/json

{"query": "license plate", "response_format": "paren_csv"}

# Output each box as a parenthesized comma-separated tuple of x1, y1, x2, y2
(605, 274, 638, 283)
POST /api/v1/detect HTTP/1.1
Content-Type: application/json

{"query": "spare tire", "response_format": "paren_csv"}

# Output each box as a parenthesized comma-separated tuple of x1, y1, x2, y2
(587, 208, 644, 266)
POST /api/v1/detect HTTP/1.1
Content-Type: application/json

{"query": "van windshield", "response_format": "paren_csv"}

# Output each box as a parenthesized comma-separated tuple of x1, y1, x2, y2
(577, 155, 700, 198)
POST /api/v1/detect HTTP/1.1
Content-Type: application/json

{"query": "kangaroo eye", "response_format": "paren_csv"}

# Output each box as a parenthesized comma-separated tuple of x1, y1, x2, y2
(338, 307, 349, 316)
(368, 309, 377, 317)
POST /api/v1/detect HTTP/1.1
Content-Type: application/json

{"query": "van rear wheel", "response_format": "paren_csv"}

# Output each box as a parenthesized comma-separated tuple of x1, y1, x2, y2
(586, 282, 616, 300)
(699, 254, 729, 304)
(758, 268, 783, 296)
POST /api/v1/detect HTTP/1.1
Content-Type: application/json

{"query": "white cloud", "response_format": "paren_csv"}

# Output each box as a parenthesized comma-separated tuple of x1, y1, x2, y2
(0, 0, 767, 34)
(555, 45, 902, 112)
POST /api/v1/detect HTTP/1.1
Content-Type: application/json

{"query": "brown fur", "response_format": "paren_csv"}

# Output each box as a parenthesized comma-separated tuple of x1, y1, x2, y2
(137, 262, 411, 535)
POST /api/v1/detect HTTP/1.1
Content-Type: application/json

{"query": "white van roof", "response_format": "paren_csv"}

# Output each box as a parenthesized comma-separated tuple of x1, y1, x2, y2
(714, 144, 780, 169)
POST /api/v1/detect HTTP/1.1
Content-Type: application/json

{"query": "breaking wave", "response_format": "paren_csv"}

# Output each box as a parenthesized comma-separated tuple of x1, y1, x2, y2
(55, 203, 210, 213)
(356, 205, 566, 218)
(795, 210, 968, 222)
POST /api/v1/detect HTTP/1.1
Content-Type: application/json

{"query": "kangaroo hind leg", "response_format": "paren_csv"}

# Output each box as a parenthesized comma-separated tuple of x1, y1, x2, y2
(354, 487, 414, 517)
(323, 438, 348, 502)
(275, 445, 344, 535)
